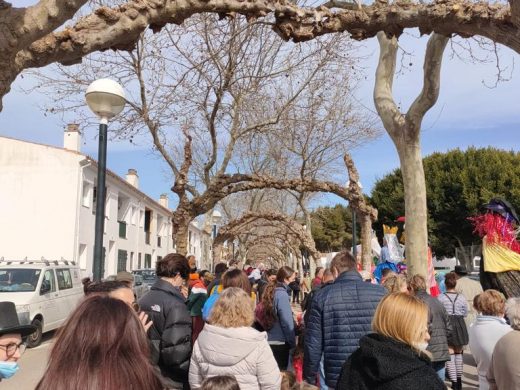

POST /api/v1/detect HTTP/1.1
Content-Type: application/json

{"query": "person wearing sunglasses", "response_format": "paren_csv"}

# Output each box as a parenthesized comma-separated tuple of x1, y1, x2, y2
(84, 280, 152, 332)
(0, 301, 37, 381)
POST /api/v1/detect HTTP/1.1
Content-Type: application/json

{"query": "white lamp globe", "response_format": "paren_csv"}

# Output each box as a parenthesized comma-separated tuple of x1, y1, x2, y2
(85, 79, 126, 120)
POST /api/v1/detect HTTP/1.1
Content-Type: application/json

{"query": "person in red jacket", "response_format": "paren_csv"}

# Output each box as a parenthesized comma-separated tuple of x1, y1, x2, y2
(187, 255, 199, 290)
(311, 267, 324, 288)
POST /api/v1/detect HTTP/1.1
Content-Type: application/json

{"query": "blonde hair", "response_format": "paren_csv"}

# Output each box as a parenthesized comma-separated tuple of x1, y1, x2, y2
(281, 371, 296, 390)
(505, 298, 520, 331)
(408, 274, 427, 292)
(383, 274, 408, 293)
(372, 293, 429, 349)
(208, 287, 254, 328)
(478, 289, 505, 316)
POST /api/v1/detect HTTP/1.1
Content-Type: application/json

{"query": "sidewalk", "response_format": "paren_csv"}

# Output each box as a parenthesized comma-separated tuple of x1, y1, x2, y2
(458, 352, 479, 389)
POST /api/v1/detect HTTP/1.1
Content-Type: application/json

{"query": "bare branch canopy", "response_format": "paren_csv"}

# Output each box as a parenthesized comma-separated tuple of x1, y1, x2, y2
(2, 0, 520, 108)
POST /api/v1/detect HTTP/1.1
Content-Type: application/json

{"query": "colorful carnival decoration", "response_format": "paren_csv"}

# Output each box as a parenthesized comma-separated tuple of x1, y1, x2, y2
(376, 222, 439, 294)
(382, 225, 404, 264)
(428, 247, 441, 297)
(374, 225, 402, 283)
(470, 198, 520, 298)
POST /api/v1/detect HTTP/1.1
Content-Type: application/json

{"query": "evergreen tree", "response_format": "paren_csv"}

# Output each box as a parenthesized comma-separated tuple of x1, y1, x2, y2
(310, 204, 356, 252)
(370, 147, 520, 257)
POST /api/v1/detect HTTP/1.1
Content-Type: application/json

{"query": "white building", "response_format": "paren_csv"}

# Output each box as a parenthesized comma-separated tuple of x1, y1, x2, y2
(0, 125, 212, 277)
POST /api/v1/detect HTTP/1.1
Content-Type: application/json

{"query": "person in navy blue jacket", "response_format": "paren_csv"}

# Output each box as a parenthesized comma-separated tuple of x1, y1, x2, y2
(303, 250, 387, 388)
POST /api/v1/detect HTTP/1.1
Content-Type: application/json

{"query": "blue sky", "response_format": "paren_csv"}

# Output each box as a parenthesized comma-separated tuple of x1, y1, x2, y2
(1, 31, 519, 209)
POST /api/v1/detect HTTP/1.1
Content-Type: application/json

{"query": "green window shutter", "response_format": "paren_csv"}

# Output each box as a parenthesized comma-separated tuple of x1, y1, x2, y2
(117, 250, 128, 272)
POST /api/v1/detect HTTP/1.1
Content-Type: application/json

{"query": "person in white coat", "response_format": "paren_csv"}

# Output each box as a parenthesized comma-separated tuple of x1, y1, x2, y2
(468, 290, 511, 390)
(189, 287, 281, 390)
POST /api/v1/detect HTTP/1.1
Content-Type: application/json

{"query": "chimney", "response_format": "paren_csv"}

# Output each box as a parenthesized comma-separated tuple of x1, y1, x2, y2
(64, 123, 81, 152)
(159, 194, 169, 209)
(126, 169, 139, 189)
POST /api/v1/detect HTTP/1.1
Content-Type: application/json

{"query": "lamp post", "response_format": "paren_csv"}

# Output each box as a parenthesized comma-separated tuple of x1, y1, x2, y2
(346, 180, 363, 259)
(211, 210, 222, 270)
(85, 79, 126, 281)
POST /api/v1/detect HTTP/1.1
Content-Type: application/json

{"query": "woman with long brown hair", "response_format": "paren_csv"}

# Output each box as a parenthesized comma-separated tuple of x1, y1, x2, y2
(256, 265, 296, 370)
(36, 295, 163, 390)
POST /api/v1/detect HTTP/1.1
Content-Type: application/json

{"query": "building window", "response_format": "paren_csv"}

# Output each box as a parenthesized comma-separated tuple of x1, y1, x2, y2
(56, 269, 73, 290)
(79, 244, 87, 270)
(105, 192, 111, 220)
(82, 182, 91, 208)
(138, 253, 142, 269)
(92, 186, 108, 216)
(144, 210, 152, 233)
(139, 210, 144, 228)
(157, 236, 162, 247)
(118, 221, 127, 239)
(144, 254, 152, 268)
(92, 186, 97, 214)
(117, 250, 128, 272)
(131, 207, 137, 225)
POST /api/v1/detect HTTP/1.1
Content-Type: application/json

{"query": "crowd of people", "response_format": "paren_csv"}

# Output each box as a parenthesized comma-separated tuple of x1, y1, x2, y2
(2, 250, 520, 390)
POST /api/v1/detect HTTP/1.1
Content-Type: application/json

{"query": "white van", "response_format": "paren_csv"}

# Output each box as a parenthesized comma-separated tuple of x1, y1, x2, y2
(0, 259, 84, 347)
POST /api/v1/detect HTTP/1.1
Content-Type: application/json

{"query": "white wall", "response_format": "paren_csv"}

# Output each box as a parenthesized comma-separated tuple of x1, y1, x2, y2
(187, 220, 213, 271)
(78, 165, 175, 277)
(1, 136, 212, 277)
(0, 138, 81, 260)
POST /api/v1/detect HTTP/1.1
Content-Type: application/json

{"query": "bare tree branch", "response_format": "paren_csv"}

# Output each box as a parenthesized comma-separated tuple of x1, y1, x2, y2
(374, 32, 404, 141)
(214, 211, 321, 265)
(406, 33, 449, 132)
(2, 0, 520, 110)
(1, 0, 88, 53)
(373, 31, 449, 277)
(510, 0, 520, 25)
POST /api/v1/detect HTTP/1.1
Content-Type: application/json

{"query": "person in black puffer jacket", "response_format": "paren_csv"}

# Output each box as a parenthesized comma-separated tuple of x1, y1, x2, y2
(139, 253, 192, 390)
(303, 250, 387, 388)
(409, 274, 452, 382)
(337, 293, 446, 390)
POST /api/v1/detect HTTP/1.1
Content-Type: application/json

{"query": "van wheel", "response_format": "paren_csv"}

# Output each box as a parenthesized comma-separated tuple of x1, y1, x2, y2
(27, 319, 42, 348)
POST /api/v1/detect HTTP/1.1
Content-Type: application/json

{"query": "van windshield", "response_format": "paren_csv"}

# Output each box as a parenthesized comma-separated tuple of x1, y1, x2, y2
(0, 269, 41, 292)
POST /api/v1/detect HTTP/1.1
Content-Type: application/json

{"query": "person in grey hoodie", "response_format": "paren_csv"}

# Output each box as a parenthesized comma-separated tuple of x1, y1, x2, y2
(468, 290, 511, 390)
(256, 266, 296, 370)
(409, 274, 452, 382)
(189, 288, 281, 390)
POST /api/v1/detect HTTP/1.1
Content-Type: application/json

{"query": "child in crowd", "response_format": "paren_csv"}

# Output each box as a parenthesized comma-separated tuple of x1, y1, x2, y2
(281, 371, 296, 390)
(200, 376, 240, 390)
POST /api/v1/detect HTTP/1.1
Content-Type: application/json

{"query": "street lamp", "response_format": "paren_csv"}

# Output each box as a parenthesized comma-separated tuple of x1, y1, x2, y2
(346, 180, 363, 259)
(211, 210, 222, 239)
(85, 79, 126, 281)
(210, 210, 223, 270)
